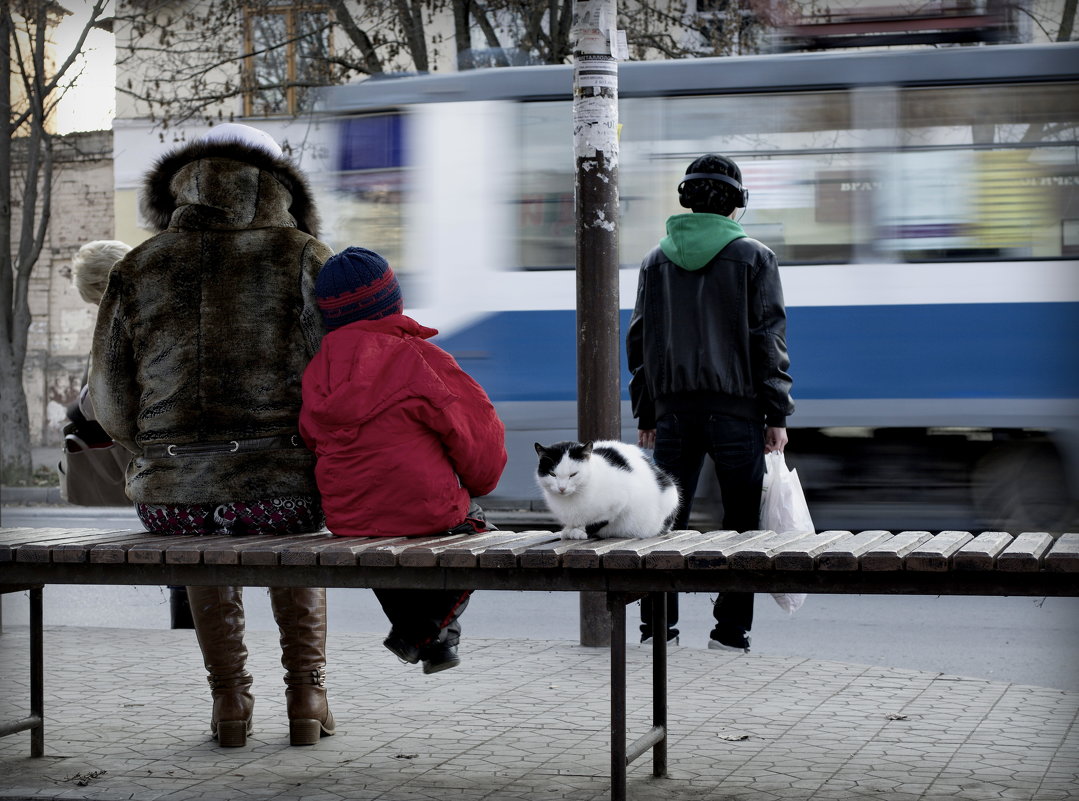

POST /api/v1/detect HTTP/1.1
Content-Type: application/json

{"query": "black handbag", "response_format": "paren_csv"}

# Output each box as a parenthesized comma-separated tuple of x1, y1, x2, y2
(58, 422, 132, 506)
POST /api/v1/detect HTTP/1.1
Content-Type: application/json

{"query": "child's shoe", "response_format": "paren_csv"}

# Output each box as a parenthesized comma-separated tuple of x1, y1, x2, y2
(383, 634, 421, 664)
(420, 642, 461, 674)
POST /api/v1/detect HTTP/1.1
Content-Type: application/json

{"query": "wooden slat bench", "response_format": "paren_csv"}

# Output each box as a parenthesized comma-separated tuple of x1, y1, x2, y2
(2, 526, 1077, 801)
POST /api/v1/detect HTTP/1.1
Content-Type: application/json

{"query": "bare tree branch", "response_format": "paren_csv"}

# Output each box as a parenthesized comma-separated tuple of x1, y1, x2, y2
(327, 0, 385, 73)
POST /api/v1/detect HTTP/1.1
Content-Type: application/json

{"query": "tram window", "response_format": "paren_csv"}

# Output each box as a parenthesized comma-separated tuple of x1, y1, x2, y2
(515, 92, 866, 269)
(517, 101, 575, 270)
(514, 81, 1078, 269)
(882, 82, 1079, 260)
(329, 113, 408, 279)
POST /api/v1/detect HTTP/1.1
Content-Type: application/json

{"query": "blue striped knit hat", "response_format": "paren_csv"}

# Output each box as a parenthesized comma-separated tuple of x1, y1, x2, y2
(316, 247, 403, 330)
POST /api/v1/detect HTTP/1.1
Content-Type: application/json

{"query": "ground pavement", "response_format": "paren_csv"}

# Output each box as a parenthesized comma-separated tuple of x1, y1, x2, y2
(1, 625, 1076, 801)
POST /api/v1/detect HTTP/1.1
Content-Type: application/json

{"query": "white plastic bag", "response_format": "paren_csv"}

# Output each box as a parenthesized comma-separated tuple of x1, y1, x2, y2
(760, 451, 814, 535)
(760, 451, 813, 615)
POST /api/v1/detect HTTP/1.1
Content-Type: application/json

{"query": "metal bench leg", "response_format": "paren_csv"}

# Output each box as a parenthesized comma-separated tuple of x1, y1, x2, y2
(609, 592, 627, 801)
(609, 592, 670, 800)
(0, 585, 45, 757)
(30, 586, 44, 757)
(650, 591, 668, 777)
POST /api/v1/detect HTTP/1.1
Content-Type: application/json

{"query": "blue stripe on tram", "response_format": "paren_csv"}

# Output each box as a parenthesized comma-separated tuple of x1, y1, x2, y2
(434, 303, 1079, 403)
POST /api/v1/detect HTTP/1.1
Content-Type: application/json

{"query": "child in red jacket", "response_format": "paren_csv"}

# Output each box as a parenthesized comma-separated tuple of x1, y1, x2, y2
(300, 247, 507, 673)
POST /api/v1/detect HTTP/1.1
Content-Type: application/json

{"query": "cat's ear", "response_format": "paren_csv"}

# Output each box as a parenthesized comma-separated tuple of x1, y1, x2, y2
(580, 441, 594, 458)
(534, 442, 546, 457)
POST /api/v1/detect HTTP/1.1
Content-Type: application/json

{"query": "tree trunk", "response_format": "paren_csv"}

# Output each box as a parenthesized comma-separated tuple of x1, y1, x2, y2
(468, 1, 510, 65)
(1059, 0, 1075, 40)
(0, 343, 33, 483)
(327, 0, 384, 74)
(394, 0, 429, 72)
(2, 4, 54, 484)
(0, 4, 32, 483)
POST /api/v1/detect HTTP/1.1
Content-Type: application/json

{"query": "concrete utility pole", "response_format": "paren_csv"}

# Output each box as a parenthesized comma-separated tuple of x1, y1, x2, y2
(572, 0, 622, 647)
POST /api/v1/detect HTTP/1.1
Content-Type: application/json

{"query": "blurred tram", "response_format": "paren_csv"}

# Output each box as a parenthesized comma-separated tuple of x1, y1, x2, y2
(313, 42, 1079, 531)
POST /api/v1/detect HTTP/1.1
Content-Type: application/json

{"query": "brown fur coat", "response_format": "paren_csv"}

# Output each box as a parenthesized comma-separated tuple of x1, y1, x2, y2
(90, 139, 334, 505)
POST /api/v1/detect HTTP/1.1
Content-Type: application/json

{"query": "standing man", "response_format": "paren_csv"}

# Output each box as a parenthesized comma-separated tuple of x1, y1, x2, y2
(626, 154, 794, 652)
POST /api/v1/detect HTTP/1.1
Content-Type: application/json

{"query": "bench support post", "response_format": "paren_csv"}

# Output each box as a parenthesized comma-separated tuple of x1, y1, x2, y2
(608, 591, 669, 801)
(30, 585, 44, 757)
(0, 585, 45, 757)
(650, 590, 668, 777)
(609, 593, 627, 801)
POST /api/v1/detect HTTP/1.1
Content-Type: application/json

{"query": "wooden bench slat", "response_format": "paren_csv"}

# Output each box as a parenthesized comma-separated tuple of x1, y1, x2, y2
(161, 534, 249, 564)
(560, 538, 636, 569)
(477, 531, 563, 568)
(273, 532, 360, 566)
(395, 531, 516, 568)
(4, 528, 116, 561)
(358, 533, 481, 568)
(90, 533, 176, 564)
(129, 532, 335, 567)
(200, 533, 313, 565)
(727, 530, 820, 571)
(861, 531, 934, 571)
(773, 531, 855, 571)
(43, 529, 145, 563)
(953, 531, 1014, 571)
(687, 530, 776, 570)
(239, 532, 338, 566)
(0, 527, 48, 545)
(133, 533, 257, 565)
(1, 526, 99, 546)
(521, 534, 664, 569)
(1044, 532, 1079, 573)
(519, 537, 594, 569)
(906, 530, 975, 571)
(439, 531, 560, 568)
(644, 531, 739, 570)
(996, 532, 1055, 573)
(322, 536, 414, 567)
(817, 530, 893, 571)
(602, 531, 707, 570)
(12, 529, 126, 563)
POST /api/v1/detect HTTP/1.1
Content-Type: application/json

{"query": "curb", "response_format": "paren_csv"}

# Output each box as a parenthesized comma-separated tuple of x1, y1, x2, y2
(0, 485, 64, 505)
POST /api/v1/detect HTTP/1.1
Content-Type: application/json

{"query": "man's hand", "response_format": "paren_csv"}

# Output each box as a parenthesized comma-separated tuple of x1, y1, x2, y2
(765, 426, 788, 453)
(638, 429, 656, 450)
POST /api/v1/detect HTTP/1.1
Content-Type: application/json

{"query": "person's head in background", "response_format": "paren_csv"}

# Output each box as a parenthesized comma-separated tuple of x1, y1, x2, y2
(678, 154, 748, 218)
(72, 240, 132, 306)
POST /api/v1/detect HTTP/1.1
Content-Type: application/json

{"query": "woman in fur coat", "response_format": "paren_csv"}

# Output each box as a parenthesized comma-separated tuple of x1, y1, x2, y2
(90, 124, 335, 748)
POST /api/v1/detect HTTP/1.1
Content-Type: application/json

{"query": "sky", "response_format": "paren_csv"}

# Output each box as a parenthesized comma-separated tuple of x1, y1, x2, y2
(52, 1, 117, 134)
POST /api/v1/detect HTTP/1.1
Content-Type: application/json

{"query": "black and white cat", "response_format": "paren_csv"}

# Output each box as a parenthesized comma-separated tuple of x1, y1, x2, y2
(534, 440, 680, 540)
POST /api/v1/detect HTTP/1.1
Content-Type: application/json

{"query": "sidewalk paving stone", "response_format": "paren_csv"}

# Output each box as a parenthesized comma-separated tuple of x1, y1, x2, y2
(1, 626, 1077, 801)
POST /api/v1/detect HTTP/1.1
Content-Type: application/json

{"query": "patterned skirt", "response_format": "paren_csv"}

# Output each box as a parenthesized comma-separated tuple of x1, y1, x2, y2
(136, 495, 322, 536)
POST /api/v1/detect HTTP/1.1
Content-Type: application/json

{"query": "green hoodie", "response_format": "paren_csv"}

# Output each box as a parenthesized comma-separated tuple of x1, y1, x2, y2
(659, 213, 746, 271)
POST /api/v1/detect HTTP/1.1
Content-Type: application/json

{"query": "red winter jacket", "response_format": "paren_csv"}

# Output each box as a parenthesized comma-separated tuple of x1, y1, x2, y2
(299, 315, 507, 537)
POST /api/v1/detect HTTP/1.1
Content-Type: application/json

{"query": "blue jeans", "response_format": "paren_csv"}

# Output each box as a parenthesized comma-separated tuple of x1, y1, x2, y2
(640, 411, 765, 643)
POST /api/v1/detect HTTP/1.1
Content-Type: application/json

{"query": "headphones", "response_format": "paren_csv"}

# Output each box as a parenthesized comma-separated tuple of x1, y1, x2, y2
(678, 171, 749, 209)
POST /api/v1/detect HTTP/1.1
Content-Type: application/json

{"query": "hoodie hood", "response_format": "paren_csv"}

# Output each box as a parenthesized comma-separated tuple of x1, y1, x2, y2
(304, 314, 445, 430)
(659, 213, 746, 271)
(141, 138, 321, 236)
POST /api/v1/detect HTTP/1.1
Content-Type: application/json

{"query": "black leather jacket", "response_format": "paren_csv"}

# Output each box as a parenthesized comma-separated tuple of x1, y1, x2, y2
(626, 236, 794, 430)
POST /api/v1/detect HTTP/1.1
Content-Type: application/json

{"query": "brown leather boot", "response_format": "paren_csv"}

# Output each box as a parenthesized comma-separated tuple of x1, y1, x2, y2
(269, 587, 336, 745)
(187, 585, 254, 747)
